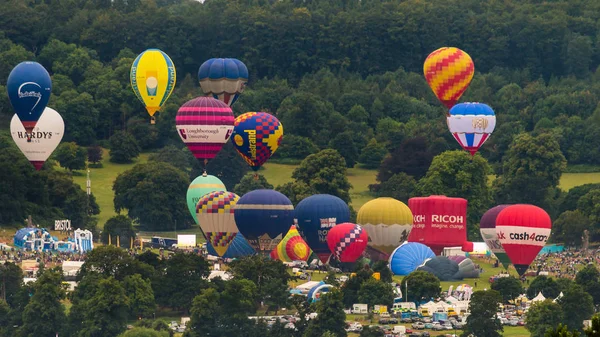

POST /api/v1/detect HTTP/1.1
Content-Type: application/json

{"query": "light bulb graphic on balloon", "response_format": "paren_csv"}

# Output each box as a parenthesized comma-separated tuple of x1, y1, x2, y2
(145, 71, 158, 97)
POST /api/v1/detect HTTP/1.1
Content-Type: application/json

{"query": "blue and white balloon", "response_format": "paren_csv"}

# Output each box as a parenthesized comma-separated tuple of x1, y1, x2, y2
(447, 102, 496, 156)
(198, 58, 248, 106)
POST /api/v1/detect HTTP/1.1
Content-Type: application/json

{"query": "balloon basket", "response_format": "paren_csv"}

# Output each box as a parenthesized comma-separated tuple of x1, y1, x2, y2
(150, 116, 156, 125)
(253, 173, 259, 181)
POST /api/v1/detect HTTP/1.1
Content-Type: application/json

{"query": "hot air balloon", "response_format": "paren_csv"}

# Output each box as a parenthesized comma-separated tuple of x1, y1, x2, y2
(423, 47, 474, 110)
(277, 225, 312, 262)
(130, 49, 176, 124)
(186, 175, 226, 225)
(232, 112, 283, 172)
(357, 198, 413, 254)
(198, 58, 248, 106)
(7, 61, 52, 140)
(10, 107, 63, 170)
(196, 191, 240, 257)
(480, 205, 512, 270)
(407, 195, 468, 255)
(326, 223, 368, 263)
(270, 248, 279, 260)
(448, 103, 496, 156)
(234, 189, 294, 253)
(206, 232, 255, 259)
(417, 256, 462, 281)
(294, 194, 351, 263)
(176, 97, 234, 172)
(388, 242, 435, 276)
(496, 204, 552, 276)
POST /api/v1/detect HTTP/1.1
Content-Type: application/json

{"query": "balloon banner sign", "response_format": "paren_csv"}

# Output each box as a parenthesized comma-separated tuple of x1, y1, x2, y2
(54, 219, 72, 231)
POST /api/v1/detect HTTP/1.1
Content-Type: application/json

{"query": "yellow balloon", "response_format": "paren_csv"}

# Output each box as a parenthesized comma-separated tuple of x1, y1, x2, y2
(130, 49, 176, 118)
(357, 197, 413, 253)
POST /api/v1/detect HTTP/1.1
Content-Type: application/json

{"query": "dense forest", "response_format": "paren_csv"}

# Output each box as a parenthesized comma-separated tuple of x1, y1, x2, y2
(1, 0, 600, 245)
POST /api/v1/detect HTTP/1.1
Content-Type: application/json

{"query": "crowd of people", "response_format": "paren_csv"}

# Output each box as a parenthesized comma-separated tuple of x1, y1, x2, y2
(530, 248, 598, 279)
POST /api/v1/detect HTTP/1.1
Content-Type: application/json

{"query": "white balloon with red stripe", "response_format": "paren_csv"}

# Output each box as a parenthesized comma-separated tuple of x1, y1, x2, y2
(447, 102, 496, 156)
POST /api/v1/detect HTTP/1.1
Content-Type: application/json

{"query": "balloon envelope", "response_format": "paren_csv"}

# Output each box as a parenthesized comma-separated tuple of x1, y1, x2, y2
(388, 242, 435, 276)
(7, 61, 52, 134)
(480, 205, 512, 269)
(130, 49, 176, 118)
(206, 232, 255, 259)
(186, 175, 226, 224)
(176, 97, 234, 162)
(198, 58, 248, 106)
(277, 225, 312, 262)
(232, 112, 283, 171)
(326, 223, 368, 263)
(448, 103, 496, 156)
(357, 197, 413, 254)
(10, 107, 64, 170)
(196, 191, 240, 257)
(496, 204, 552, 276)
(423, 47, 474, 109)
(234, 189, 294, 253)
(407, 195, 468, 255)
(294, 194, 351, 263)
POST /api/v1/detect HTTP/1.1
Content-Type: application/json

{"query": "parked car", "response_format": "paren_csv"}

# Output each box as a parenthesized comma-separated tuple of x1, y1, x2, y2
(444, 323, 453, 330)
(412, 322, 425, 330)
(432, 323, 444, 331)
(424, 323, 433, 329)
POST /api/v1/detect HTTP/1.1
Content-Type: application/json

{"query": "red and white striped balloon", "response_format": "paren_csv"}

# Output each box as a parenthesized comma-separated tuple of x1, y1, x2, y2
(176, 97, 234, 164)
(495, 204, 552, 276)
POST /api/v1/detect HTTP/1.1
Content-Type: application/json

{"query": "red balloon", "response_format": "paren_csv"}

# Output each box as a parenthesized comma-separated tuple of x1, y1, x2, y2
(407, 195, 468, 255)
(270, 248, 279, 260)
(495, 204, 552, 276)
(326, 223, 368, 263)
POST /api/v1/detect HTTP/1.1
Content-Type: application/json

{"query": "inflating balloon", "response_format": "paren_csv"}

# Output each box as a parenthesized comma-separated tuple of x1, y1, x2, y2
(10, 107, 63, 170)
(294, 194, 351, 263)
(232, 112, 283, 172)
(7, 61, 52, 140)
(388, 242, 435, 276)
(496, 204, 552, 276)
(130, 49, 176, 124)
(234, 189, 294, 253)
(198, 58, 248, 106)
(206, 233, 255, 259)
(448, 103, 496, 156)
(270, 248, 279, 260)
(423, 47, 474, 109)
(480, 205, 512, 270)
(186, 175, 226, 225)
(277, 225, 312, 262)
(357, 197, 413, 254)
(196, 191, 240, 257)
(176, 97, 234, 172)
(326, 223, 368, 263)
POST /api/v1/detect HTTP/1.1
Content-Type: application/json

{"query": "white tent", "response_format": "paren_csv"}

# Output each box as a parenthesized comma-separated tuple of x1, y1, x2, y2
(207, 270, 232, 281)
(62, 261, 84, 277)
(532, 292, 546, 302)
(446, 296, 459, 304)
(295, 281, 322, 294)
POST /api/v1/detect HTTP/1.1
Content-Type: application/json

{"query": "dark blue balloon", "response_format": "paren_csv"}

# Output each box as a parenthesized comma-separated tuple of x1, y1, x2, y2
(206, 233, 255, 259)
(294, 194, 350, 263)
(7, 61, 52, 129)
(234, 189, 294, 253)
(198, 58, 249, 81)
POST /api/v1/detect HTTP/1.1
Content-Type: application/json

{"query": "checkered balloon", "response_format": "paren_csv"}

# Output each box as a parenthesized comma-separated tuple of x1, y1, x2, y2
(231, 112, 283, 171)
(196, 191, 240, 257)
(326, 223, 369, 263)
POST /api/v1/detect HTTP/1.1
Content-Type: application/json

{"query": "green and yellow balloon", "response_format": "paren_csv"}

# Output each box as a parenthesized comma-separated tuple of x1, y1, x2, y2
(186, 175, 226, 227)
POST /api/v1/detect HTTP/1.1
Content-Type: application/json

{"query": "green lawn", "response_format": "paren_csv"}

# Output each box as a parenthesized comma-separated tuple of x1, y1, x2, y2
(70, 149, 151, 228)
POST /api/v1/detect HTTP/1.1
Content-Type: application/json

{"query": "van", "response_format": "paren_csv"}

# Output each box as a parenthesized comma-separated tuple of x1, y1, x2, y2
(447, 308, 457, 317)
(420, 308, 431, 317)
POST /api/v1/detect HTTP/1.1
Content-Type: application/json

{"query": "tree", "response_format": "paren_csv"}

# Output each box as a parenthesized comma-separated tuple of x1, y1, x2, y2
(584, 314, 600, 337)
(123, 274, 156, 319)
(148, 146, 191, 173)
(552, 210, 590, 246)
(19, 268, 66, 337)
(491, 276, 524, 303)
(357, 279, 394, 308)
(527, 276, 560, 299)
(275, 135, 320, 160)
(78, 277, 130, 337)
(558, 284, 594, 331)
(402, 271, 441, 304)
(462, 290, 503, 337)
(0, 300, 10, 337)
(370, 172, 416, 203)
(54, 142, 87, 171)
(493, 133, 566, 210)
(276, 181, 317, 206)
(118, 328, 169, 337)
(87, 145, 103, 165)
(376, 137, 433, 182)
(193, 142, 249, 190)
(416, 150, 492, 226)
(526, 300, 564, 337)
(575, 264, 600, 305)
(329, 131, 360, 168)
(102, 215, 136, 247)
(304, 289, 348, 337)
(545, 324, 581, 337)
(291, 149, 352, 203)
(77, 245, 154, 282)
(359, 138, 388, 169)
(109, 131, 141, 163)
(113, 162, 190, 230)
(372, 260, 393, 283)
(127, 117, 159, 150)
(0, 262, 23, 307)
(233, 173, 274, 196)
(153, 252, 210, 312)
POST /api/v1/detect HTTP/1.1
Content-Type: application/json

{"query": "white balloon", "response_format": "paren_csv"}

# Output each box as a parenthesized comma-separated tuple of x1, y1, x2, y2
(11, 107, 64, 170)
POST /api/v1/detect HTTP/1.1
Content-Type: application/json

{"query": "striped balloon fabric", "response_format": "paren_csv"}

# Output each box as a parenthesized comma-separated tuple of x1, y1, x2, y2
(423, 47, 475, 109)
(176, 97, 234, 162)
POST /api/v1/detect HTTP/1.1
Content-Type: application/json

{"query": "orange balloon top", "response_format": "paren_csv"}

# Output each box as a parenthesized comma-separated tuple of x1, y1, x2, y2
(423, 47, 475, 109)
